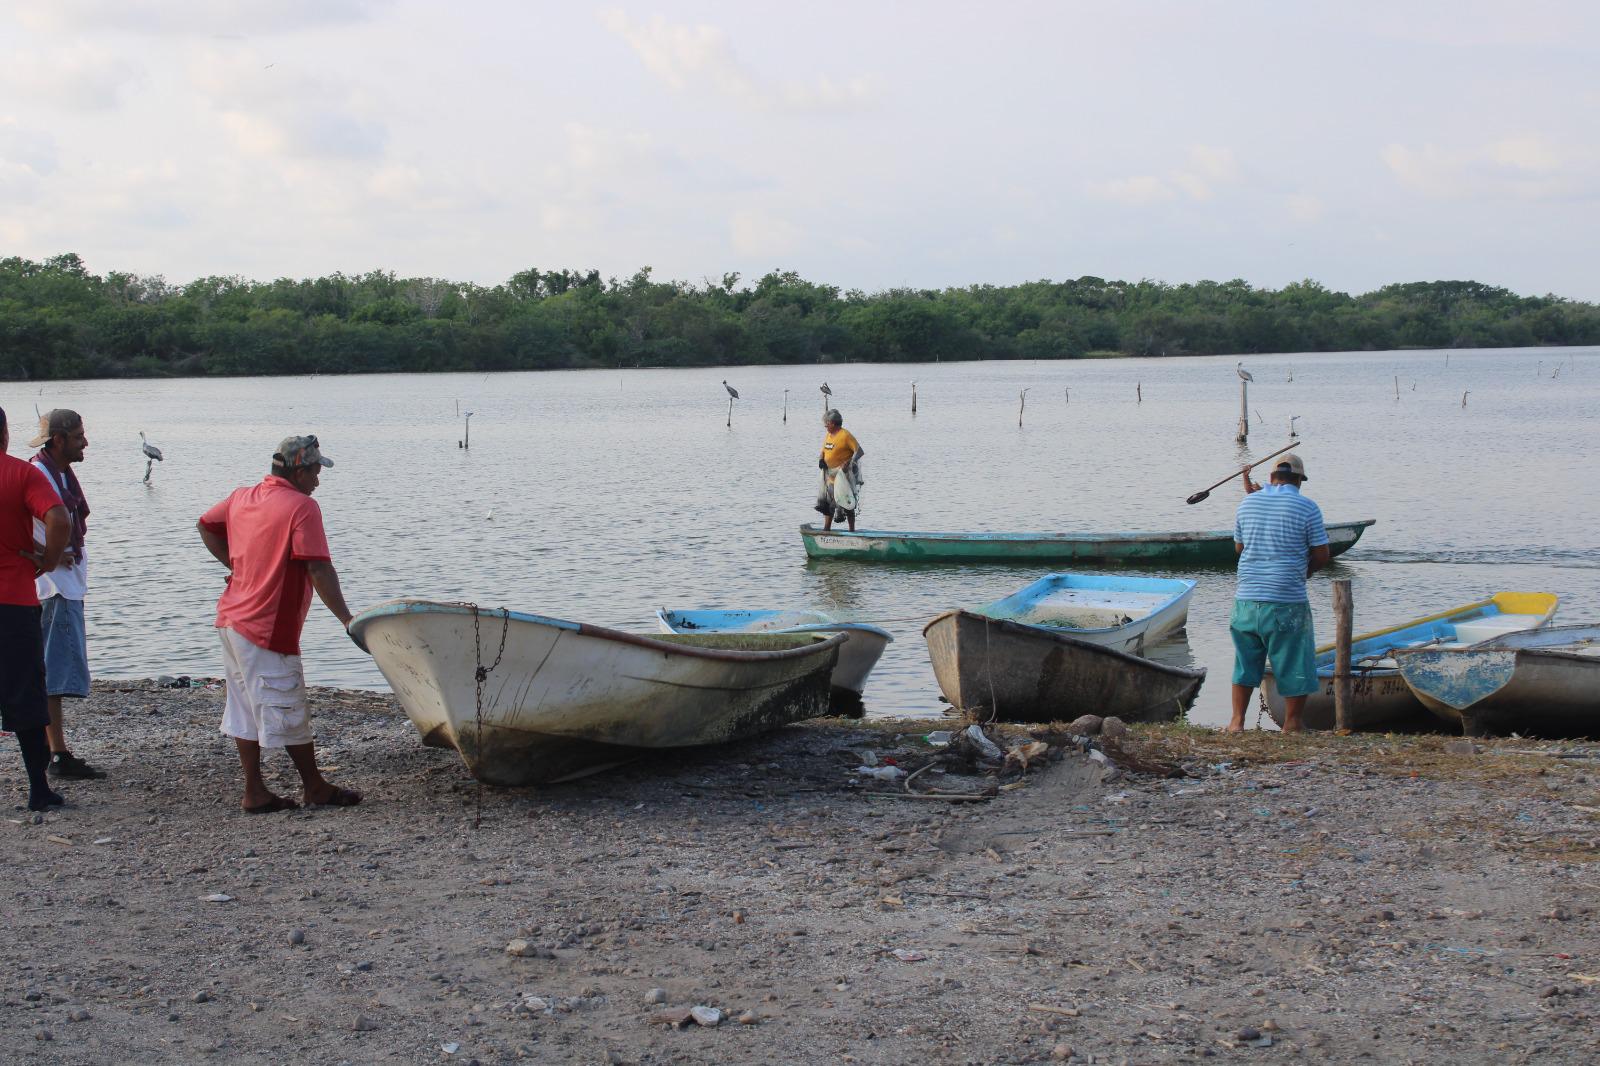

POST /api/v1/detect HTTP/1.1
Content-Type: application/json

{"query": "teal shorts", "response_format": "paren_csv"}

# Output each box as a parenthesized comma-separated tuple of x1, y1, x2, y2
(1231, 599, 1319, 697)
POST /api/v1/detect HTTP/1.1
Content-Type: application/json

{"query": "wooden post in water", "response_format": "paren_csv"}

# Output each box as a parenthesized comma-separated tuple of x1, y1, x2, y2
(1136, 381, 1142, 404)
(1018, 388, 1028, 426)
(1333, 579, 1353, 733)
(911, 382, 917, 415)
(1461, 390, 1469, 408)
(1236, 378, 1248, 442)
(782, 389, 788, 423)
(1393, 375, 1399, 400)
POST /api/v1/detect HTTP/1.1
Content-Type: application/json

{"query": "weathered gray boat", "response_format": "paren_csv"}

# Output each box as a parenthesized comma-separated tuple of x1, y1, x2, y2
(922, 610, 1206, 724)
(1395, 624, 1600, 738)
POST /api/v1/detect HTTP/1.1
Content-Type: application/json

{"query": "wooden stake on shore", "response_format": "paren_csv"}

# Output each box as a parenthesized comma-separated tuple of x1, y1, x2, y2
(1333, 579, 1353, 734)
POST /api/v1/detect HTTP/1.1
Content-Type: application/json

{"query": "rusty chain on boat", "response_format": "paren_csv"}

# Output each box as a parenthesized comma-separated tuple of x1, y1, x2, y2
(470, 603, 510, 829)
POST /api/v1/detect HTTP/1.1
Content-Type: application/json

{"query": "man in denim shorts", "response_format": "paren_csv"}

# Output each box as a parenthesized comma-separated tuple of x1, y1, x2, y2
(29, 409, 105, 780)
(198, 435, 365, 813)
(1229, 454, 1331, 732)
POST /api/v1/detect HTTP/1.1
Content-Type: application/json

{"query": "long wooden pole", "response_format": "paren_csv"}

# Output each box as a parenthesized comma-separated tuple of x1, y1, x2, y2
(1236, 379, 1248, 442)
(1332, 579, 1353, 733)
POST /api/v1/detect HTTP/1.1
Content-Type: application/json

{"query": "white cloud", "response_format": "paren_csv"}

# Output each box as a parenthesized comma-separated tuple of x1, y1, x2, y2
(13, 0, 389, 35)
(1091, 145, 1239, 205)
(1383, 135, 1592, 200)
(1086, 174, 1175, 205)
(1170, 145, 1239, 200)
(599, 11, 876, 113)
(190, 48, 386, 160)
(1285, 193, 1325, 223)
(0, 44, 143, 111)
(1487, 136, 1560, 173)
(730, 208, 802, 256)
(0, 120, 55, 211)
(0, 119, 59, 175)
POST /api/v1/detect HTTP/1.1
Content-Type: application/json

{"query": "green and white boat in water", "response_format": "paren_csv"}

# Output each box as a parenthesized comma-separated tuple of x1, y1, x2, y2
(800, 519, 1376, 566)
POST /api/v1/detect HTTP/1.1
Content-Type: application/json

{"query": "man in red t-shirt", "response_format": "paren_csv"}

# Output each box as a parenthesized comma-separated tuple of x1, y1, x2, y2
(198, 435, 364, 814)
(0, 406, 72, 812)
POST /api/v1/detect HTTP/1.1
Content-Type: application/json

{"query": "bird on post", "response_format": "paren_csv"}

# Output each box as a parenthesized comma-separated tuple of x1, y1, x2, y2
(139, 431, 164, 483)
(819, 381, 831, 412)
(1235, 362, 1255, 382)
(722, 380, 739, 400)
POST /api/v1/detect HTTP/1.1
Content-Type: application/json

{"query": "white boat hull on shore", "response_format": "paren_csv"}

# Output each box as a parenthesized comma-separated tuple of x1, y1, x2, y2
(350, 599, 843, 785)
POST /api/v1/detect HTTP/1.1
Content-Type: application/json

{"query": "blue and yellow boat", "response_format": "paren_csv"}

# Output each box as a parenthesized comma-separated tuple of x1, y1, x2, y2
(1263, 592, 1559, 732)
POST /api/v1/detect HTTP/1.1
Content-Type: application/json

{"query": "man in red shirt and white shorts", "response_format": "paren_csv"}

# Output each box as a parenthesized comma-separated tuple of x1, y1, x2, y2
(0, 405, 72, 812)
(198, 435, 364, 814)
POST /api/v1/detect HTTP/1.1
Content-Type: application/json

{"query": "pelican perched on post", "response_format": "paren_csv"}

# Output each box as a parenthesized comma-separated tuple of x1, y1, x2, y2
(722, 380, 738, 427)
(139, 431, 164, 484)
(819, 381, 831, 413)
(1234, 365, 1251, 443)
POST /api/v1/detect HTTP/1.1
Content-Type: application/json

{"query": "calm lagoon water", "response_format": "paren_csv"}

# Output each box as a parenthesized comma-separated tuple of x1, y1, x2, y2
(7, 346, 1596, 728)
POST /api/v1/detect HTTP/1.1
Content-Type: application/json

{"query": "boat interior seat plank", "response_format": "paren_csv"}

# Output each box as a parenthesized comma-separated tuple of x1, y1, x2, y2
(1453, 615, 1548, 644)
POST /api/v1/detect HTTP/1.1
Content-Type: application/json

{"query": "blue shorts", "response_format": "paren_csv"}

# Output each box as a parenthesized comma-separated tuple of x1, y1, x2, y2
(1231, 599, 1318, 698)
(40, 596, 90, 699)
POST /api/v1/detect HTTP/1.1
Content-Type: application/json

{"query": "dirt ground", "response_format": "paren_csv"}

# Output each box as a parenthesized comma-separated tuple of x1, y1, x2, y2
(4, 680, 1598, 1065)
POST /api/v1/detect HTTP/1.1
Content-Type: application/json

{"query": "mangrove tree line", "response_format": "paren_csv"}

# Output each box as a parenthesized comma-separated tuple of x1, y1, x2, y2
(3, 253, 1597, 379)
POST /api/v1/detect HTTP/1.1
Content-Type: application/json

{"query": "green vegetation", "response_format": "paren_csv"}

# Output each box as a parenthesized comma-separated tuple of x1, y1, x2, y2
(4, 253, 1597, 380)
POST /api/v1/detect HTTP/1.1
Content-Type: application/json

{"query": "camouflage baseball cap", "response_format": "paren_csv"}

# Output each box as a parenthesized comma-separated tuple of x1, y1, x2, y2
(28, 409, 83, 448)
(273, 434, 334, 469)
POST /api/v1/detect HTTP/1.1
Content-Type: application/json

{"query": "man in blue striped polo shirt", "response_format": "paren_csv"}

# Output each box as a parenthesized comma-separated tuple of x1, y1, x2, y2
(1229, 453, 1330, 732)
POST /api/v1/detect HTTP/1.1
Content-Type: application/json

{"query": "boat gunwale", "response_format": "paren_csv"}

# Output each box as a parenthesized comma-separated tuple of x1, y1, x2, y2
(1308, 592, 1560, 659)
(923, 609, 1208, 681)
(352, 599, 848, 663)
(654, 608, 895, 643)
(1393, 624, 1600, 667)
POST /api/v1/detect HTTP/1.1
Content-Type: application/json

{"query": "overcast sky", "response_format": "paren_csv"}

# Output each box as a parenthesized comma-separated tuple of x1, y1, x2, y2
(3, 0, 1598, 298)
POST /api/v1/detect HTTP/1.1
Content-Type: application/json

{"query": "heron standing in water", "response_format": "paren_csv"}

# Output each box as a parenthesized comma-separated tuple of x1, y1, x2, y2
(139, 431, 164, 484)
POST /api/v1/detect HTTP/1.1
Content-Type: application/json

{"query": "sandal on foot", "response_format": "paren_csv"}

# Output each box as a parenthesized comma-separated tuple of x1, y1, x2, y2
(306, 786, 362, 808)
(244, 795, 299, 815)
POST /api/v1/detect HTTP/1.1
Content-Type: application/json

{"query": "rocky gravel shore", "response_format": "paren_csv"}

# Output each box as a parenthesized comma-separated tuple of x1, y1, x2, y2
(4, 680, 1598, 1064)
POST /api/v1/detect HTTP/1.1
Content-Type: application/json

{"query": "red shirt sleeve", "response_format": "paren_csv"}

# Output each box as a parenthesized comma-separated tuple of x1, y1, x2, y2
(199, 494, 232, 534)
(289, 499, 331, 561)
(23, 464, 61, 520)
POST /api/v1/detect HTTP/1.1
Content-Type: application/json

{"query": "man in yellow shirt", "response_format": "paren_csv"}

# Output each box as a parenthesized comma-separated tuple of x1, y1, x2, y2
(816, 409, 865, 531)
